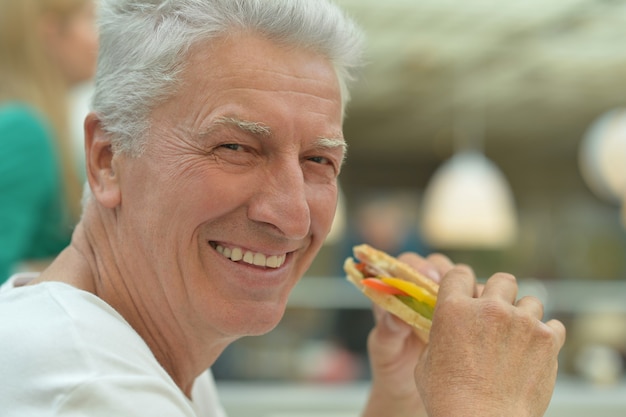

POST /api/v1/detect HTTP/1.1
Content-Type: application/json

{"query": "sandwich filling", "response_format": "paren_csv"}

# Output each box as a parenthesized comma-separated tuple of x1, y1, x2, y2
(354, 262, 436, 320)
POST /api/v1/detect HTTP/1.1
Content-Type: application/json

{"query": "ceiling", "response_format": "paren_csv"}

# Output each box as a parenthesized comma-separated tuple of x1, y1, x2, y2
(335, 0, 626, 197)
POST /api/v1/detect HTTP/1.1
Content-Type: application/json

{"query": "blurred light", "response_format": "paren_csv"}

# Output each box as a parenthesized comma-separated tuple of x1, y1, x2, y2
(421, 151, 518, 249)
(579, 108, 626, 204)
(575, 343, 624, 386)
(69, 82, 94, 180)
(324, 185, 346, 245)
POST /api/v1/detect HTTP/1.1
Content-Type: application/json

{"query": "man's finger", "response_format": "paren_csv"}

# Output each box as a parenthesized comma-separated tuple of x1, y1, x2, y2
(480, 272, 518, 304)
(398, 252, 442, 283)
(426, 253, 455, 283)
(545, 319, 567, 350)
(515, 295, 544, 320)
(437, 264, 476, 300)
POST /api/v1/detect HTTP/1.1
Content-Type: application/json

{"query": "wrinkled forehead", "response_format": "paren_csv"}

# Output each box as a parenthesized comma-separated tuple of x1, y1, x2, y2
(159, 32, 344, 127)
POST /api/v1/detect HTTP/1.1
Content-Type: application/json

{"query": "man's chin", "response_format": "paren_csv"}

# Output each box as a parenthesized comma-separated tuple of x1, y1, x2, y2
(226, 299, 288, 336)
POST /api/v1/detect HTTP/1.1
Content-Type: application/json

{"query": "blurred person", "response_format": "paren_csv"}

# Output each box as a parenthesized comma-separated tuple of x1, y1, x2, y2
(347, 190, 429, 259)
(0, 1, 565, 417)
(0, 0, 98, 282)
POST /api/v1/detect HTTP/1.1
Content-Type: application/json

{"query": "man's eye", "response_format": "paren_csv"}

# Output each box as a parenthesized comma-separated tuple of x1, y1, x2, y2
(221, 143, 242, 151)
(308, 156, 329, 164)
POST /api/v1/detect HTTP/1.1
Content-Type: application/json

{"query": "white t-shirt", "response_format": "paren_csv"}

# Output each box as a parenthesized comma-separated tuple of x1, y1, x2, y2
(0, 274, 227, 417)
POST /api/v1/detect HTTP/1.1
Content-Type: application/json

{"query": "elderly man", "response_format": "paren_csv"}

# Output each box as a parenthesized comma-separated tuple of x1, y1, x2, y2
(0, 1, 565, 416)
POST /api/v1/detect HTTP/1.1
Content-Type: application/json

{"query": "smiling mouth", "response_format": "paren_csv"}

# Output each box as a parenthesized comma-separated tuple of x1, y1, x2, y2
(211, 242, 287, 269)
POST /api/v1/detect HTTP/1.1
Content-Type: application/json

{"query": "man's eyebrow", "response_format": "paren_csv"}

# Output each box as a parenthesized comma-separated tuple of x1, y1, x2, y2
(213, 116, 271, 136)
(315, 136, 348, 163)
(207, 116, 347, 160)
(315, 137, 347, 152)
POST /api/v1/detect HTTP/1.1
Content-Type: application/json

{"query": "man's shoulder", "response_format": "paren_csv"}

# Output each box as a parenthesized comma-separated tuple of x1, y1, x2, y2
(0, 280, 202, 415)
(0, 281, 153, 371)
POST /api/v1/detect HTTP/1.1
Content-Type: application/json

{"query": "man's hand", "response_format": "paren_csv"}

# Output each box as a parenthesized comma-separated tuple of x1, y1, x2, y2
(363, 253, 454, 417)
(415, 266, 566, 417)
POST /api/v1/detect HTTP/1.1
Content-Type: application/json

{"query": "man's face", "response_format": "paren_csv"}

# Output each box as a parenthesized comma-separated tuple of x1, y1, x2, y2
(114, 32, 345, 338)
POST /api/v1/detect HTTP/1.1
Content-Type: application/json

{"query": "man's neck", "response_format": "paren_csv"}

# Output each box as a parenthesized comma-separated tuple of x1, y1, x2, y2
(38, 218, 232, 398)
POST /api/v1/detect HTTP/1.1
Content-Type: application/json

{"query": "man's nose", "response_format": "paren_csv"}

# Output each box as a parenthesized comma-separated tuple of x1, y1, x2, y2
(247, 162, 311, 239)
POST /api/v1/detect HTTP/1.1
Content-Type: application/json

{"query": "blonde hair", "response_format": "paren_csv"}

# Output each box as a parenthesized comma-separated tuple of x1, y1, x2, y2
(0, 0, 89, 221)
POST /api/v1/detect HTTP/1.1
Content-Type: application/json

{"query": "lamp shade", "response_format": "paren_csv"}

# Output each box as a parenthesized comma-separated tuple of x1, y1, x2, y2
(421, 151, 518, 249)
(579, 108, 626, 204)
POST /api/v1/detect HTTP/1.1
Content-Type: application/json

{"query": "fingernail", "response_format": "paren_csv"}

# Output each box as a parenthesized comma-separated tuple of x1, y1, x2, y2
(420, 266, 441, 283)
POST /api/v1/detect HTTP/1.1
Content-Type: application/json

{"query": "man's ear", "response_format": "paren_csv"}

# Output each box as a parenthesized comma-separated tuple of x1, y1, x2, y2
(84, 113, 121, 208)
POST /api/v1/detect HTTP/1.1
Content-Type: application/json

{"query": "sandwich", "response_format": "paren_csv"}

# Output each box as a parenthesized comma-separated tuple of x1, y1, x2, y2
(344, 243, 438, 343)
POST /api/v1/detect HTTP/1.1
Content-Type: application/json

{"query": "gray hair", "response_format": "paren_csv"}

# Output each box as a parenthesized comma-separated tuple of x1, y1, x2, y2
(92, 0, 365, 156)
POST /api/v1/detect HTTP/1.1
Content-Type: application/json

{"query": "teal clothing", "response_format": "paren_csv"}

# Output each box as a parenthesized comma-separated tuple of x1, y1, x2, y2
(0, 104, 72, 283)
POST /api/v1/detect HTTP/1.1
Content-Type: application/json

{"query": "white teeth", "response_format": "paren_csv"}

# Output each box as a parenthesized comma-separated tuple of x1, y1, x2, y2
(266, 255, 279, 268)
(215, 244, 286, 268)
(231, 247, 243, 261)
(253, 253, 265, 266)
(243, 251, 254, 264)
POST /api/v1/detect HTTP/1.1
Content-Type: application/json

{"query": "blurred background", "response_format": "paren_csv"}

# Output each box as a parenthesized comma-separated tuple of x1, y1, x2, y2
(209, 0, 626, 415)
(3, 0, 624, 414)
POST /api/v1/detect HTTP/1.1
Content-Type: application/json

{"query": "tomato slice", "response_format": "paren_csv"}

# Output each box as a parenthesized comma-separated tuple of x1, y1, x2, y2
(362, 278, 409, 296)
(355, 262, 369, 276)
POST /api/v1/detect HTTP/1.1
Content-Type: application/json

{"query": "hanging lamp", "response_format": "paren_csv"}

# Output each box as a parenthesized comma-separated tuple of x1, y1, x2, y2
(421, 90, 518, 249)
